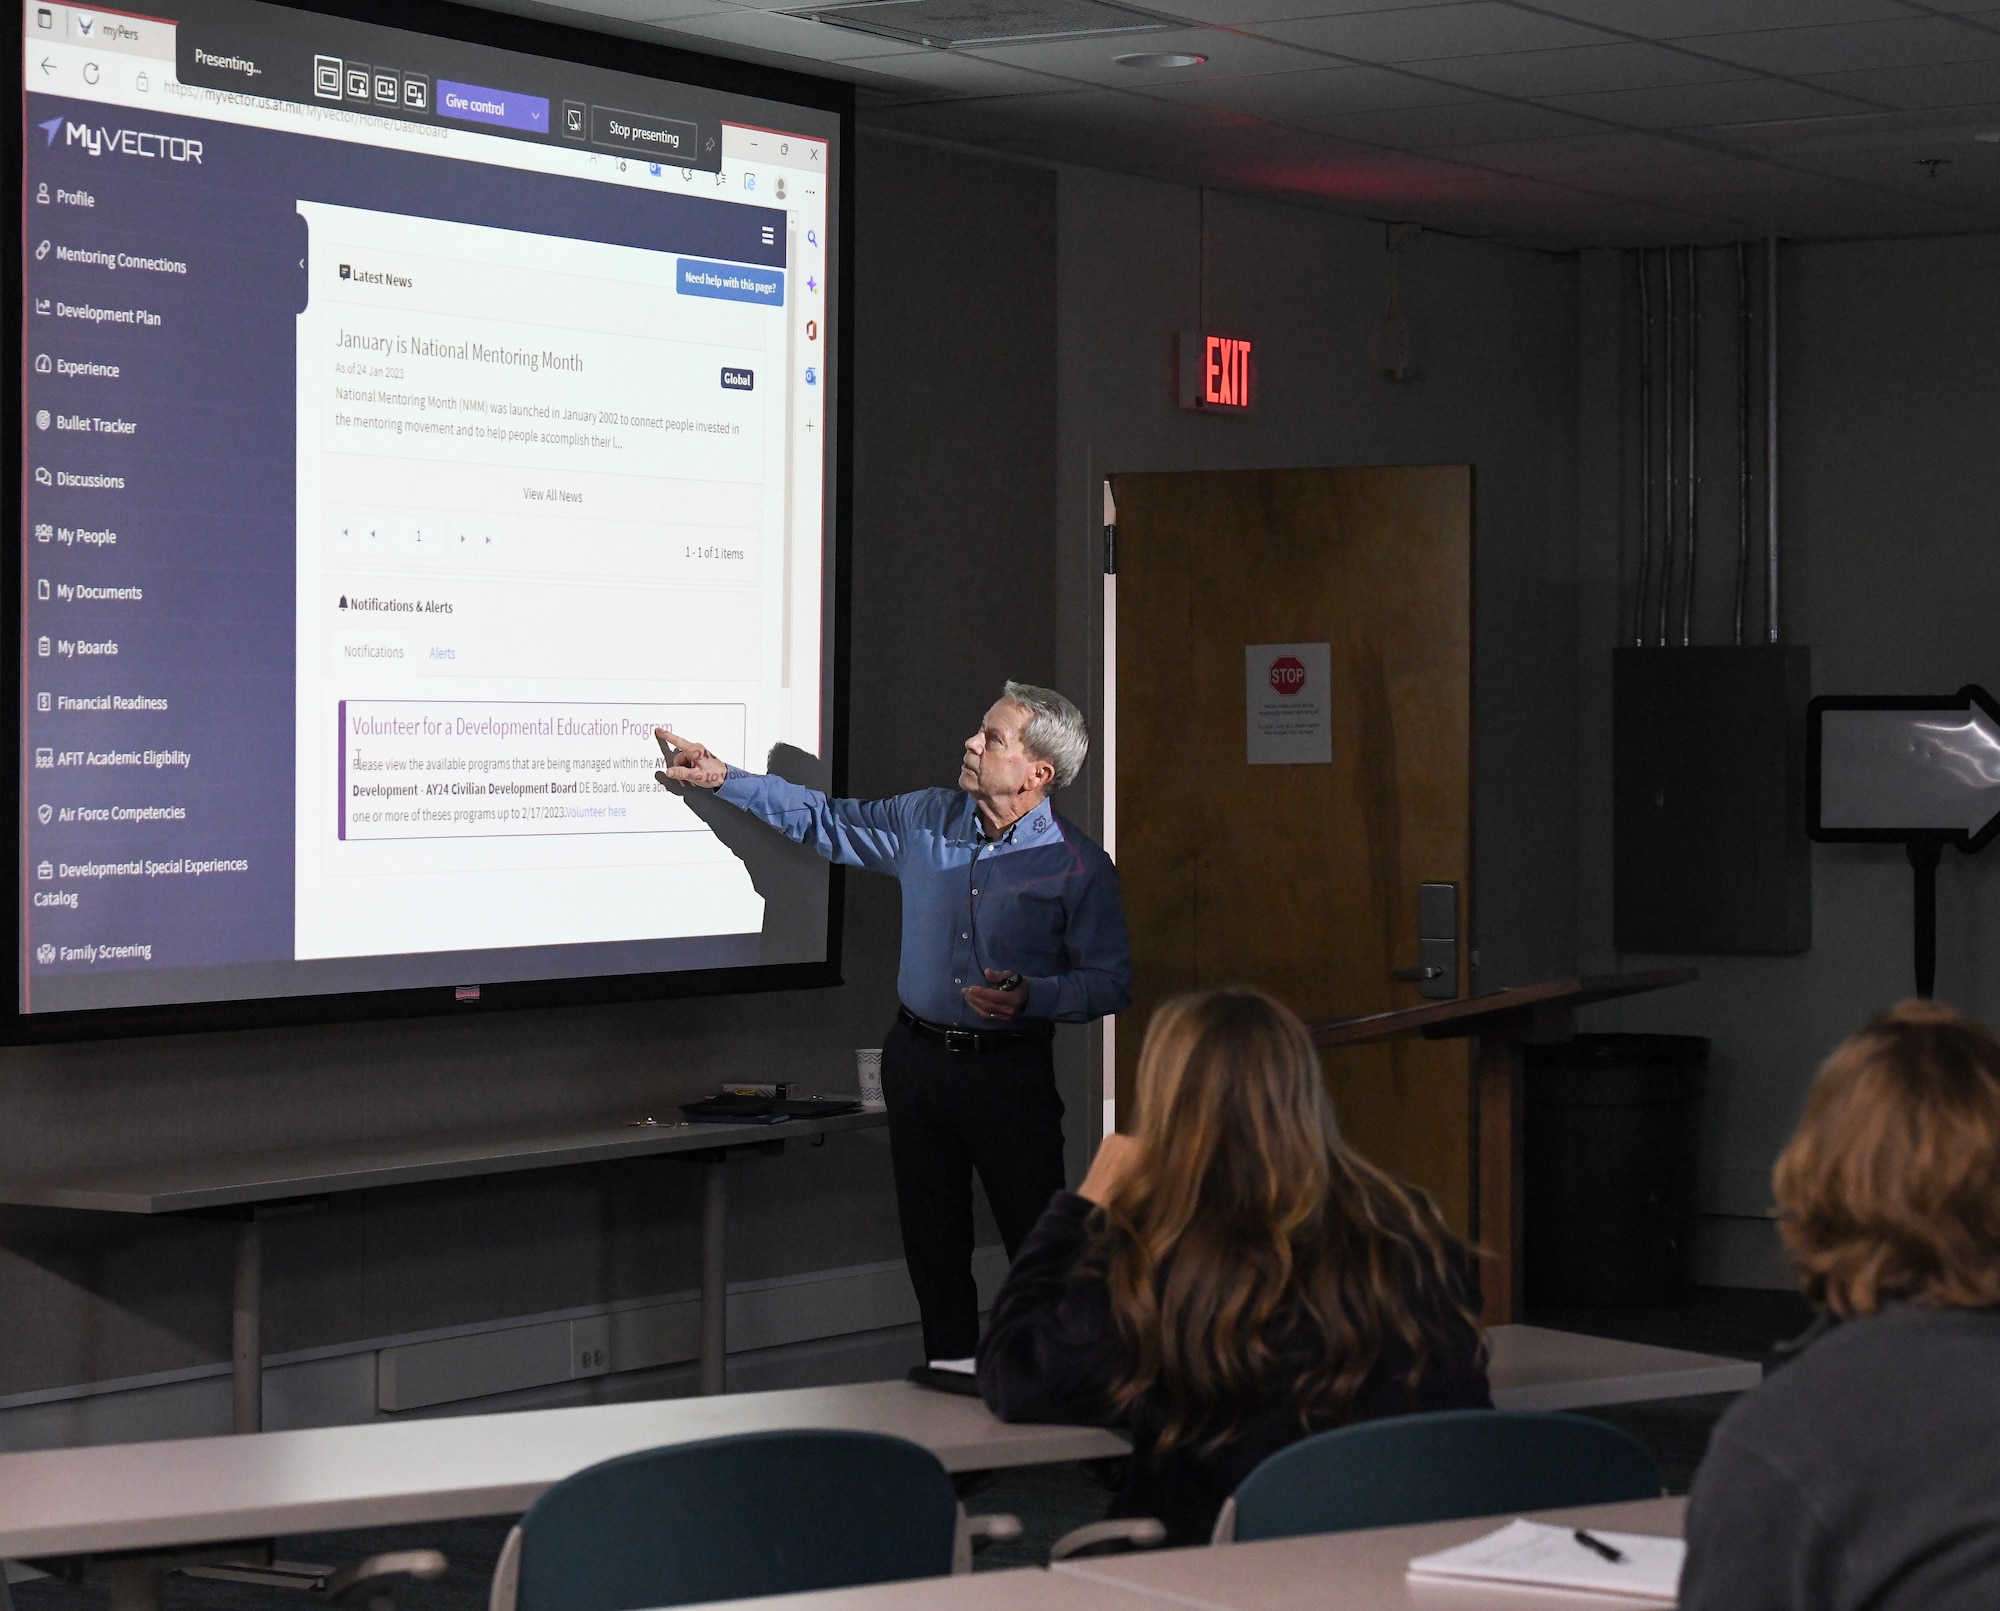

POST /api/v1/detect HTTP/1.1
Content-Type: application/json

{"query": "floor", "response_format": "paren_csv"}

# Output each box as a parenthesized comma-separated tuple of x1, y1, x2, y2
(10, 1287, 1811, 1610)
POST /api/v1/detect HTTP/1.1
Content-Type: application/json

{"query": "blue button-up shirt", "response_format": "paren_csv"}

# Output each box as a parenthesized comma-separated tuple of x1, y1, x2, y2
(715, 771, 1132, 1030)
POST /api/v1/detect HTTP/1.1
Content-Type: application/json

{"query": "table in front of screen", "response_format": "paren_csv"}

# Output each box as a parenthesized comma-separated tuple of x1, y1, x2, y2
(649, 1496, 1689, 1611)
(0, 1108, 886, 1432)
(0, 1378, 1130, 1602)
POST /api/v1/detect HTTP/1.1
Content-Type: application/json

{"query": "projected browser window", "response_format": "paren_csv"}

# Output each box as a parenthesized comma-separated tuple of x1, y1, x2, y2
(18, 0, 839, 1012)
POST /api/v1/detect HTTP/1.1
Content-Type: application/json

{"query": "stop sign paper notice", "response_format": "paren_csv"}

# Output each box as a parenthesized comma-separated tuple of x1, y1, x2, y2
(1246, 643, 1332, 765)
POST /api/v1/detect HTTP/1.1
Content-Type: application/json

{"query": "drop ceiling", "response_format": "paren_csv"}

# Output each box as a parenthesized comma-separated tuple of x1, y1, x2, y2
(514, 0, 2000, 248)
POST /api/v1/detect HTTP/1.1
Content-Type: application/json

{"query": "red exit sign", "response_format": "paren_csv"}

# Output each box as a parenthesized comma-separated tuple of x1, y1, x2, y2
(1178, 331, 1255, 412)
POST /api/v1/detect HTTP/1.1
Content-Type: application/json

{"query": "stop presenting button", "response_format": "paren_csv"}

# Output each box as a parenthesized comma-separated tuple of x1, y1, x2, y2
(592, 104, 698, 162)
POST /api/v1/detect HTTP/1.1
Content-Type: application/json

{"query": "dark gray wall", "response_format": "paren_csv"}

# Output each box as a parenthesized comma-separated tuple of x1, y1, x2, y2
(0, 133, 1060, 1413)
(1575, 234, 2000, 1283)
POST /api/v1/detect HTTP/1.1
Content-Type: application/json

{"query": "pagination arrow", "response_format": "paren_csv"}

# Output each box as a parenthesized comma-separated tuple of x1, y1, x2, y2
(1810, 685, 2000, 848)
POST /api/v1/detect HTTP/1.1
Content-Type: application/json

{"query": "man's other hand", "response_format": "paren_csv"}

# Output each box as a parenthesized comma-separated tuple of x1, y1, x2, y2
(963, 968, 1026, 1022)
(655, 728, 728, 790)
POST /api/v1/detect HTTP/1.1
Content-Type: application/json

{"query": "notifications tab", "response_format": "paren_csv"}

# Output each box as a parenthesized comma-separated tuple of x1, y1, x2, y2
(592, 105, 699, 163)
(678, 260, 783, 306)
(437, 80, 549, 134)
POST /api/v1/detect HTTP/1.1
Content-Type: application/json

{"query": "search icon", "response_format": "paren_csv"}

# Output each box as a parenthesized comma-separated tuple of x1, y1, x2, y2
(806, 229, 817, 247)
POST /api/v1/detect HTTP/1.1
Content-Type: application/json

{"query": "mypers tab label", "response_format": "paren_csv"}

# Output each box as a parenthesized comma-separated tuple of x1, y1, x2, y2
(41, 117, 203, 163)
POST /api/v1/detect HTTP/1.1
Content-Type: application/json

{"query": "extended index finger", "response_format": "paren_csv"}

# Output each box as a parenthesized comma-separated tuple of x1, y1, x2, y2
(655, 727, 698, 760)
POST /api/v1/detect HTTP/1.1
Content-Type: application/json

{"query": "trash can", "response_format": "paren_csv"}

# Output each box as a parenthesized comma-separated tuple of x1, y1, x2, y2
(1524, 1033, 1708, 1309)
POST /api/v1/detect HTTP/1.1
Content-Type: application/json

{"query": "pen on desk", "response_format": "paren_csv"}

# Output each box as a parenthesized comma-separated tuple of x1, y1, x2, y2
(1573, 1529, 1626, 1564)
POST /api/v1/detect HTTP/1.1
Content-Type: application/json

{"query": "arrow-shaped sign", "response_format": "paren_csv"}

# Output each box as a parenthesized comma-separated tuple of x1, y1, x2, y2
(1810, 686, 2000, 847)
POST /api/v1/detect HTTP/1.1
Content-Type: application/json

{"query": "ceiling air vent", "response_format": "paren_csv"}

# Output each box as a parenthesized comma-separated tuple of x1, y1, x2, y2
(787, 0, 1169, 48)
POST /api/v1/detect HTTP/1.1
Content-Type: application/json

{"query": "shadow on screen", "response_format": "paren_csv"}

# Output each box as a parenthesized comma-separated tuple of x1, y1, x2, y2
(669, 744, 830, 966)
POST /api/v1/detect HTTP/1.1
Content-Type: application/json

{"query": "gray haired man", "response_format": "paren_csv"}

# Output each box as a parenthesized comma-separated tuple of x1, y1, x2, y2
(657, 683, 1132, 1361)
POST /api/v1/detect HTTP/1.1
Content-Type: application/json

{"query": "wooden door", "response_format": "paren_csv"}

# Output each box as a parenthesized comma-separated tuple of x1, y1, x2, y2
(1113, 467, 1474, 1232)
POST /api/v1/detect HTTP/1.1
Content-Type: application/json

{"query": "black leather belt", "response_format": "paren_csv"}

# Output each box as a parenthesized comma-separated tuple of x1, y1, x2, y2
(897, 1006, 1043, 1054)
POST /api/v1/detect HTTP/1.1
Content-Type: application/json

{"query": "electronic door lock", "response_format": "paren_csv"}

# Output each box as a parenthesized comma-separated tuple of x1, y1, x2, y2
(1394, 883, 1460, 1000)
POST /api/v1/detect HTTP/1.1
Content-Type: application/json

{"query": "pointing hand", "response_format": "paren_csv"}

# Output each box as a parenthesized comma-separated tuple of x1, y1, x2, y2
(655, 728, 728, 790)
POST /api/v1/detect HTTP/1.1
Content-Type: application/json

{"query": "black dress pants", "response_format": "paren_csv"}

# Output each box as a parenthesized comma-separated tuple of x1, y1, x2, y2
(881, 1017, 1068, 1361)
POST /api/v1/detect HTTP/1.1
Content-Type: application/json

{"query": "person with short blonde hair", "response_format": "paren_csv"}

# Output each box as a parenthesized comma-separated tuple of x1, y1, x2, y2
(977, 987, 1490, 1544)
(1681, 999, 2000, 1611)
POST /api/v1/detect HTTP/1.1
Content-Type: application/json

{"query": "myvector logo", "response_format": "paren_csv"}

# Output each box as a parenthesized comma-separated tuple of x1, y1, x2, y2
(42, 117, 202, 162)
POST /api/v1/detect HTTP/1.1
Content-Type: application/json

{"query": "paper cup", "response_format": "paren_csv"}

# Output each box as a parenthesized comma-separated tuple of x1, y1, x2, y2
(856, 1048, 885, 1111)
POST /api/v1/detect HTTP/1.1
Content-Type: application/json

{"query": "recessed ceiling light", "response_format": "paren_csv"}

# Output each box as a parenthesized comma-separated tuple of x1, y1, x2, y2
(1114, 51, 1205, 67)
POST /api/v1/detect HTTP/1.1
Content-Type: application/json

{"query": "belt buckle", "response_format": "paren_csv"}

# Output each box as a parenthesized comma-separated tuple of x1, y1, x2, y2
(943, 1027, 977, 1054)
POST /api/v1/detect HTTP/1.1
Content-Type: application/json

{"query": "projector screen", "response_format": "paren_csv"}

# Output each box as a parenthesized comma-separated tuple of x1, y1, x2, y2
(12, 0, 850, 1034)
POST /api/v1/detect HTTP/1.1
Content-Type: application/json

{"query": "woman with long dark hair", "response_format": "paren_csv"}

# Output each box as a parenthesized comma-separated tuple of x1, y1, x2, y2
(976, 986, 1490, 1544)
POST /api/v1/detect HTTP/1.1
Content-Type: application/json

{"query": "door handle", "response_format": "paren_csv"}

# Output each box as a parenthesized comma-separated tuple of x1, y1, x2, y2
(1398, 883, 1460, 1000)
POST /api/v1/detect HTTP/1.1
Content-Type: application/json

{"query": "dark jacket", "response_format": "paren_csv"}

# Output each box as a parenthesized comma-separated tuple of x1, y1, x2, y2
(976, 1190, 1492, 1545)
(1681, 1304, 2000, 1611)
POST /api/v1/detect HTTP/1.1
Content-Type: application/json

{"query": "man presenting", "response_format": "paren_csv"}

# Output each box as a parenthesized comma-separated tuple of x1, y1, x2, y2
(656, 683, 1131, 1362)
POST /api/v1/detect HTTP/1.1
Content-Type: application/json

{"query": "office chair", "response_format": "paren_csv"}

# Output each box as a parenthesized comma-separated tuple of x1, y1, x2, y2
(1211, 1409, 1664, 1543)
(487, 1429, 1021, 1611)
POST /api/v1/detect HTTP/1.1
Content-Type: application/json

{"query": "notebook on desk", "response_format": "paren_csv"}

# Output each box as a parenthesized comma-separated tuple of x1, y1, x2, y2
(1407, 1519, 1683, 1602)
(907, 1360, 981, 1396)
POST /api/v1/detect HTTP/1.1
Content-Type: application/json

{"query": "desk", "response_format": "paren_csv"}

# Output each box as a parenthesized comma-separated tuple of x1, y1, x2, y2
(1311, 970, 1700, 1323)
(0, 1109, 885, 1427)
(0, 1327, 1741, 1561)
(1487, 1326, 1759, 1410)
(0, 1379, 1129, 1562)
(667, 1496, 1688, 1611)
(1057, 1495, 1688, 1611)
(667, 1568, 1160, 1611)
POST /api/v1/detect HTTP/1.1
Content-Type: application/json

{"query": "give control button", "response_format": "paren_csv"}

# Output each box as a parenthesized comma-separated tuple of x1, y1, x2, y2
(591, 105, 698, 162)
(720, 367, 754, 391)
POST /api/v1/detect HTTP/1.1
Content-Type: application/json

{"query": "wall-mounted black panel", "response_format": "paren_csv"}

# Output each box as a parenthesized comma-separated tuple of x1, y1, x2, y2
(1614, 645, 1812, 955)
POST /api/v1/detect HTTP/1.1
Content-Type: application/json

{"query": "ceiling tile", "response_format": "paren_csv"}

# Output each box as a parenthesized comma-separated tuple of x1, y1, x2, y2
(1250, 2, 1618, 63)
(1139, 61, 1486, 115)
(1515, 0, 1916, 40)
(849, 50, 1085, 95)
(1543, 76, 1882, 128)
(1414, 40, 1750, 96)
(1791, 144, 2000, 201)
(1434, 127, 1716, 179)
(653, 8, 920, 58)
(1805, 56, 2000, 106)
(938, 84, 1241, 135)
(1145, 0, 1462, 24)
(1296, 96, 1605, 147)
(1717, 101, 2000, 152)
(536, 0, 734, 18)
(1678, 17, 2000, 77)
(1196, 137, 1489, 196)
(964, 28, 1323, 83)
(1384, 175, 1726, 244)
